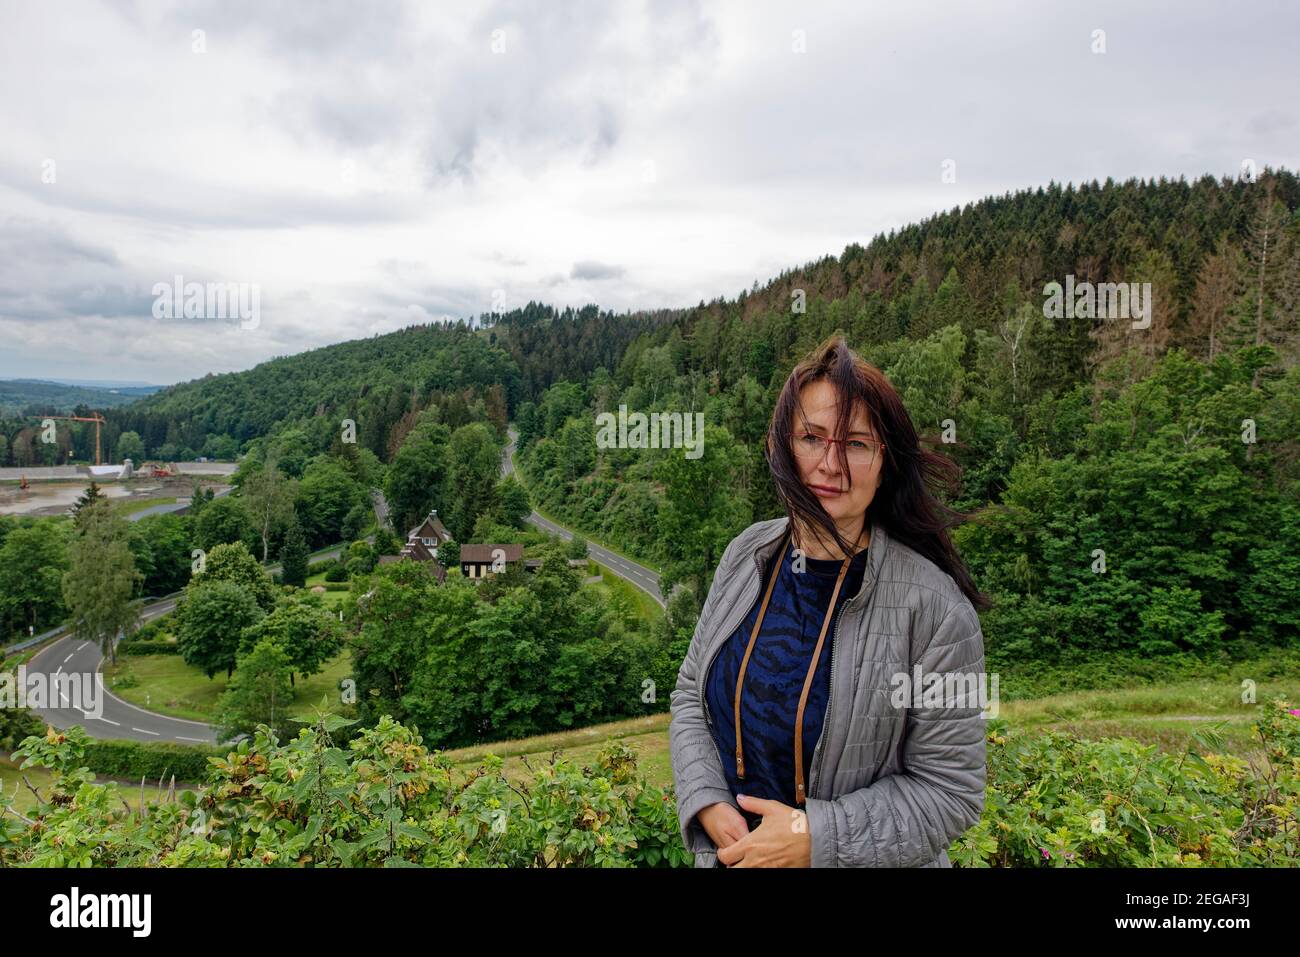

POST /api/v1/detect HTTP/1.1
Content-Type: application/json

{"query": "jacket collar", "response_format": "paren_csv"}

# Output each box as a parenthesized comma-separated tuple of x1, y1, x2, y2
(747, 513, 890, 605)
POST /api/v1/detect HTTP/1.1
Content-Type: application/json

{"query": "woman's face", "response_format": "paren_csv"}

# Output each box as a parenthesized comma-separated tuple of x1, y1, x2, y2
(790, 378, 883, 528)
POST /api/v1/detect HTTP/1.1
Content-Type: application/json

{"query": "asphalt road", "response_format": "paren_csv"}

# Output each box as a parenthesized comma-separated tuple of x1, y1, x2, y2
(25, 542, 352, 744)
(127, 485, 233, 523)
(24, 441, 666, 747)
(504, 427, 666, 607)
(26, 597, 218, 744)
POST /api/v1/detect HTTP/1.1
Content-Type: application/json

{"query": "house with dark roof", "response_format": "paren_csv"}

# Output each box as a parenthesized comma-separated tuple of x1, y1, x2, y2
(376, 509, 455, 581)
(407, 510, 453, 553)
(457, 543, 543, 579)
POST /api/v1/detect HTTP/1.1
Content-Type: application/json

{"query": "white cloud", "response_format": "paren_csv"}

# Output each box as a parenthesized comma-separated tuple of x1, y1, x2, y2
(0, 0, 1296, 382)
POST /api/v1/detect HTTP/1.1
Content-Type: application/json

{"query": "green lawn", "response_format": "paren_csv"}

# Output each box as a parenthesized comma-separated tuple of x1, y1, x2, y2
(588, 562, 664, 623)
(104, 651, 352, 723)
(0, 760, 169, 815)
(303, 570, 350, 608)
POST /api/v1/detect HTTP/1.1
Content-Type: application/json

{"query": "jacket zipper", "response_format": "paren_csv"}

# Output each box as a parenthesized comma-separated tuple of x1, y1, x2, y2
(699, 547, 765, 741)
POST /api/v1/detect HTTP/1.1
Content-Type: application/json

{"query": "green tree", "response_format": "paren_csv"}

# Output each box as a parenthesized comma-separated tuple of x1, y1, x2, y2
(116, 431, 145, 463)
(295, 456, 366, 548)
(279, 519, 309, 588)
(497, 474, 531, 527)
(346, 540, 376, 577)
(195, 495, 257, 553)
(177, 580, 265, 679)
(446, 423, 502, 539)
(373, 526, 401, 556)
(655, 425, 751, 608)
(213, 637, 295, 741)
(238, 593, 343, 685)
(194, 541, 277, 611)
(0, 521, 69, 640)
(127, 513, 192, 596)
(385, 420, 451, 534)
(71, 482, 104, 521)
(62, 501, 140, 665)
(241, 463, 297, 562)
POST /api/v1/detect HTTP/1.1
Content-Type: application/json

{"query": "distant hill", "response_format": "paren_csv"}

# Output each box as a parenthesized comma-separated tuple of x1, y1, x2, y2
(106, 305, 668, 461)
(12, 168, 1296, 466)
(0, 379, 163, 414)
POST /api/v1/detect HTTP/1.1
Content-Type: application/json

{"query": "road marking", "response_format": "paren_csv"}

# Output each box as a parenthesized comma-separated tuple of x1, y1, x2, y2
(100, 718, 121, 726)
(132, 727, 161, 736)
(177, 735, 209, 743)
(63, 653, 73, 664)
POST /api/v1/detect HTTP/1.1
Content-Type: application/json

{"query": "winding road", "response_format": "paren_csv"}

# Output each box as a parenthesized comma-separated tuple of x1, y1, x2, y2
(25, 541, 354, 745)
(503, 427, 665, 607)
(21, 431, 667, 745)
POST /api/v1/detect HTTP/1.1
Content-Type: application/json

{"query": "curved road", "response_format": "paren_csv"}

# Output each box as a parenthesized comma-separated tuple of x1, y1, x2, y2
(27, 438, 669, 746)
(26, 541, 353, 745)
(27, 596, 217, 744)
(503, 427, 666, 607)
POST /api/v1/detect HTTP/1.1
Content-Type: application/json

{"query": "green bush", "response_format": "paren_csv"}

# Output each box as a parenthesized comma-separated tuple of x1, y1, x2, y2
(109, 664, 140, 689)
(950, 699, 1300, 867)
(80, 737, 227, 783)
(118, 640, 182, 656)
(0, 704, 44, 752)
(324, 565, 348, 583)
(323, 582, 349, 592)
(5, 717, 688, 867)
(131, 619, 170, 642)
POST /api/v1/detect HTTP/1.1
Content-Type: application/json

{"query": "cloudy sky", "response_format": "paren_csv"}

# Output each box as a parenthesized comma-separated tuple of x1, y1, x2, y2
(1, 0, 1295, 385)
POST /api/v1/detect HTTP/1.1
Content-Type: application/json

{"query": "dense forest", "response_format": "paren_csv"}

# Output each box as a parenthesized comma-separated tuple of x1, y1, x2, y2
(5, 169, 1298, 681)
(514, 170, 1300, 681)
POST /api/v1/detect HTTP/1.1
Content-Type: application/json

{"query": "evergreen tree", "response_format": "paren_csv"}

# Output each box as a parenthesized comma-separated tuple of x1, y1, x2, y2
(279, 519, 309, 588)
(71, 482, 104, 523)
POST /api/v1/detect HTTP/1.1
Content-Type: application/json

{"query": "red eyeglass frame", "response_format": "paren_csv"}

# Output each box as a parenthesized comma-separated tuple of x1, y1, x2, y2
(791, 431, 886, 461)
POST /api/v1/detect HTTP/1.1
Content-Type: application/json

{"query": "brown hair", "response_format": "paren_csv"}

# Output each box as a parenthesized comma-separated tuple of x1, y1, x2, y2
(765, 334, 990, 611)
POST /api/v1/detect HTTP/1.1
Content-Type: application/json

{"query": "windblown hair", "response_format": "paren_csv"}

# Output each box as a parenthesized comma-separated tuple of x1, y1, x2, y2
(765, 334, 990, 611)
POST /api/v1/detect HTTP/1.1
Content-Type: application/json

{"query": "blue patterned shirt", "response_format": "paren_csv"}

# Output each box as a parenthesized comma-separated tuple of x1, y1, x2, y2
(704, 537, 870, 829)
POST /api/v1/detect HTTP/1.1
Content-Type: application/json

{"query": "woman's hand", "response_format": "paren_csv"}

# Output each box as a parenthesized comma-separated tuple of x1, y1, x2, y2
(715, 794, 812, 867)
(697, 801, 750, 851)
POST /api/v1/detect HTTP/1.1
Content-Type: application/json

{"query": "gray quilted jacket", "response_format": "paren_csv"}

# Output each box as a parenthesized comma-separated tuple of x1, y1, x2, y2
(669, 514, 987, 867)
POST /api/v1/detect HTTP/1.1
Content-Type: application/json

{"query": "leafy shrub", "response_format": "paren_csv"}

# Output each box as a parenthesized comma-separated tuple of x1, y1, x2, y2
(950, 699, 1300, 867)
(110, 663, 140, 688)
(118, 641, 182, 656)
(81, 737, 223, 782)
(4, 717, 688, 867)
(131, 619, 169, 642)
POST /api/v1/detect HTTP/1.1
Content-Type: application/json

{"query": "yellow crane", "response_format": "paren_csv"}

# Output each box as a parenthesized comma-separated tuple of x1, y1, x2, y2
(31, 412, 107, 465)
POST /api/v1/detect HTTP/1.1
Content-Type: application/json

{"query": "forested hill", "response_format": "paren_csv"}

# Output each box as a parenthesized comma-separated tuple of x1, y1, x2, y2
(510, 169, 1299, 662)
(717, 170, 1300, 333)
(3, 169, 1295, 471)
(93, 305, 668, 464)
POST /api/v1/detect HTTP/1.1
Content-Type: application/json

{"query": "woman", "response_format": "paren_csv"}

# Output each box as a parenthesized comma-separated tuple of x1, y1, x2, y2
(669, 334, 990, 868)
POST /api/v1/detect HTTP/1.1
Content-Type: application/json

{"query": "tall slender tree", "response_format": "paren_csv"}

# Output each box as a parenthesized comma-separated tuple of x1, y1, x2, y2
(62, 500, 140, 665)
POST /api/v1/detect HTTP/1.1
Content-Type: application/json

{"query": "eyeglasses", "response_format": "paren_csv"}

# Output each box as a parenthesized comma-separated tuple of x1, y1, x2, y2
(790, 431, 884, 467)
